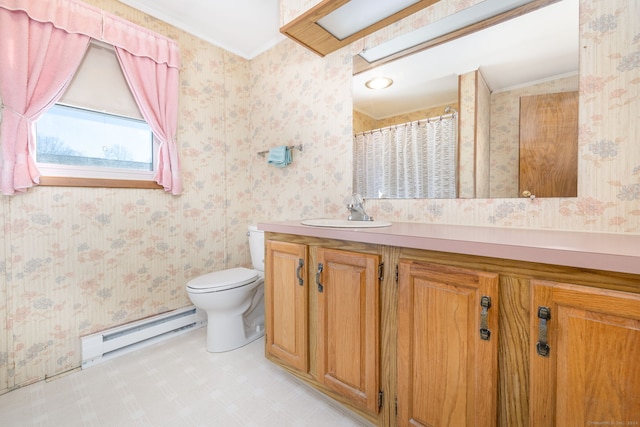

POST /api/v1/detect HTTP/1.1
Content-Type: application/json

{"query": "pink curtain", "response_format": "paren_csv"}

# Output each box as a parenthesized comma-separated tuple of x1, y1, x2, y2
(0, 8, 90, 195)
(115, 48, 182, 195)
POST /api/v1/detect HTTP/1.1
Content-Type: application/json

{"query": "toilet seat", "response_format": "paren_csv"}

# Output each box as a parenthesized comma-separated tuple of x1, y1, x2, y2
(186, 267, 259, 293)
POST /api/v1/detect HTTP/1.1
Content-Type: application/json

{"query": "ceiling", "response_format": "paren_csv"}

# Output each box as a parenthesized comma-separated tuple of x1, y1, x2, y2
(117, 0, 285, 59)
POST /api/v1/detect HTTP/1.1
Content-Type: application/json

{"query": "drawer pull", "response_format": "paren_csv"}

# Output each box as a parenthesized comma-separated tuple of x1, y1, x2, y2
(536, 306, 551, 357)
(479, 295, 492, 341)
(316, 263, 324, 293)
(296, 258, 304, 286)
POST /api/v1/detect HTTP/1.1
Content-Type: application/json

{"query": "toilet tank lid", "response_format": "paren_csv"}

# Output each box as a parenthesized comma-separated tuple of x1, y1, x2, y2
(187, 267, 259, 291)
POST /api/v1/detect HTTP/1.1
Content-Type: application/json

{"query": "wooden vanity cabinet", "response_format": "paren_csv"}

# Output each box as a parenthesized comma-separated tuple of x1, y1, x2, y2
(265, 240, 308, 373)
(530, 280, 640, 426)
(397, 260, 500, 427)
(264, 232, 640, 427)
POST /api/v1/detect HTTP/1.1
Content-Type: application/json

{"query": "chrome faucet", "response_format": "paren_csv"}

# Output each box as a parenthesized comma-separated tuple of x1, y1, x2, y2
(347, 194, 373, 221)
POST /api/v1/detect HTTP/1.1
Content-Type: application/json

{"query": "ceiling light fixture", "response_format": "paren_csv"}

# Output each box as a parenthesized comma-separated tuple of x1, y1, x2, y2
(365, 77, 394, 89)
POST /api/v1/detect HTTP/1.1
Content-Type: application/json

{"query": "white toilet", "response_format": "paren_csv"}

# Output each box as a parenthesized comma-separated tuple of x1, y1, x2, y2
(186, 225, 265, 352)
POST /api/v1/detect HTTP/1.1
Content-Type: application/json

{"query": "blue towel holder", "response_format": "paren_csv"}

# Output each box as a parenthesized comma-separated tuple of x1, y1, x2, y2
(257, 144, 303, 158)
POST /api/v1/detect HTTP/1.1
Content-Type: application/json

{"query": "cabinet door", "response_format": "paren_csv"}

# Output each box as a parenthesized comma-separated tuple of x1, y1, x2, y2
(531, 281, 640, 426)
(265, 240, 308, 372)
(397, 260, 499, 427)
(316, 247, 381, 414)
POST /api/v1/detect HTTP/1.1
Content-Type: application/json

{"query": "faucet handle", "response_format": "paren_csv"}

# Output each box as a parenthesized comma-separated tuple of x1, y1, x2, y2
(351, 193, 364, 205)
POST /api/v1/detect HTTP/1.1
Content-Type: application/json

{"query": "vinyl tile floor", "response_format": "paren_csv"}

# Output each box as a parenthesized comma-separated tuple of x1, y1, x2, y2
(0, 327, 374, 427)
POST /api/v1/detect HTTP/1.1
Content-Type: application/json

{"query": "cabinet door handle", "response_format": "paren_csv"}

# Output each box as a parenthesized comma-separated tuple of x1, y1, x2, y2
(536, 306, 551, 357)
(479, 295, 492, 340)
(316, 263, 324, 293)
(296, 258, 304, 286)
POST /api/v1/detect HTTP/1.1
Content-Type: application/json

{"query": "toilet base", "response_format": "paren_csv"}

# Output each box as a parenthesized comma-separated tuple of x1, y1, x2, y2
(205, 312, 265, 353)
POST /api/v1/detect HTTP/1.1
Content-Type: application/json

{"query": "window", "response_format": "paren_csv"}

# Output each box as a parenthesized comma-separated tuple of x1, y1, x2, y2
(36, 104, 155, 179)
(35, 41, 160, 188)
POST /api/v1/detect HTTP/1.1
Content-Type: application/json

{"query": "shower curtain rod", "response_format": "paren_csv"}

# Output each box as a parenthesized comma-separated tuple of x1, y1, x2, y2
(355, 111, 457, 137)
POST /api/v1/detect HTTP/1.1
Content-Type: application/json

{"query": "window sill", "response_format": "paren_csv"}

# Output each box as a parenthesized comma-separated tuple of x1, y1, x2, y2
(39, 176, 163, 189)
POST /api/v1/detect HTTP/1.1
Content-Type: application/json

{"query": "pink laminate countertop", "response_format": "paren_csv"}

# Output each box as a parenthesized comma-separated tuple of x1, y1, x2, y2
(257, 221, 640, 276)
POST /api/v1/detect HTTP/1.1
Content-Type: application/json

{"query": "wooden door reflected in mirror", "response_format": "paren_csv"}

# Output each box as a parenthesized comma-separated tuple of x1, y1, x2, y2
(519, 91, 578, 198)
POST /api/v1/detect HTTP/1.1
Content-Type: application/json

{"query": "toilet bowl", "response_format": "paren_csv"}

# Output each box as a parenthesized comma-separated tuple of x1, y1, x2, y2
(186, 226, 265, 352)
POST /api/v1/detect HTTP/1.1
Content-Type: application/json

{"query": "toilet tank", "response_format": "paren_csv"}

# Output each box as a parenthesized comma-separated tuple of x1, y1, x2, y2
(248, 225, 265, 272)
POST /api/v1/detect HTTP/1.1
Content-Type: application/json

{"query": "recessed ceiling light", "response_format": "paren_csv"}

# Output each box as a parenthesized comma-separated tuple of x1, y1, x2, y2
(365, 77, 394, 89)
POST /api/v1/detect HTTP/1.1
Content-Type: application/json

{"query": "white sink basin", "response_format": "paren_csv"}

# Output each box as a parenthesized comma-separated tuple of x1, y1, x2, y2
(301, 218, 392, 228)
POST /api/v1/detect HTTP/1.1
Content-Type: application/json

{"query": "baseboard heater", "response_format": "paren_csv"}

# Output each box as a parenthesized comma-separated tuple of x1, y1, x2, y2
(81, 305, 206, 368)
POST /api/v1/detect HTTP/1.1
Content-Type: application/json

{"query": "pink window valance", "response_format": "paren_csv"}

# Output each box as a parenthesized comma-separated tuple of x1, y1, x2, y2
(0, 0, 182, 195)
(0, 0, 180, 68)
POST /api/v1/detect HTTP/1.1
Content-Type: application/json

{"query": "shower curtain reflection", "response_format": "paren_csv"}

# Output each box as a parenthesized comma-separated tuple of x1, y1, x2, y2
(353, 113, 458, 199)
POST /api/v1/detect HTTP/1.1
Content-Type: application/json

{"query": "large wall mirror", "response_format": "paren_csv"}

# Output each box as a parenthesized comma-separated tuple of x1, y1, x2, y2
(352, 0, 579, 199)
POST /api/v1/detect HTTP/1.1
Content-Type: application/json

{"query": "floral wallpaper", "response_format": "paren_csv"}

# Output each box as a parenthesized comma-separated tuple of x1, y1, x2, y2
(476, 70, 491, 199)
(458, 70, 477, 198)
(1, 0, 639, 396)
(0, 0, 253, 392)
